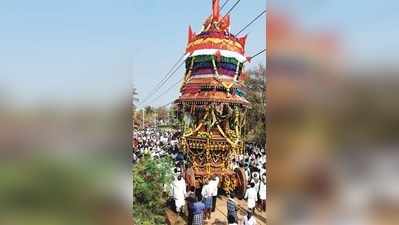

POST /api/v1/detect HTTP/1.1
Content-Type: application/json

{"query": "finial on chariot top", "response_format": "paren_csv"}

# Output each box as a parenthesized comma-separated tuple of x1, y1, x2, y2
(212, 0, 221, 20)
(202, 0, 230, 32)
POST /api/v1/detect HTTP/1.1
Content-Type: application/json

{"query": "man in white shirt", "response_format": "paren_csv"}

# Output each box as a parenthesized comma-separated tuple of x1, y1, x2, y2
(242, 209, 257, 225)
(172, 175, 187, 215)
(201, 179, 213, 220)
(259, 175, 266, 212)
(244, 183, 258, 214)
(251, 175, 261, 209)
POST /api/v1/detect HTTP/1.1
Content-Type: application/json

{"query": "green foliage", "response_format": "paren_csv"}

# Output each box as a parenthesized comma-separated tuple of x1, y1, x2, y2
(132, 154, 174, 225)
(145, 106, 155, 115)
(156, 106, 169, 122)
(245, 64, 267, 146)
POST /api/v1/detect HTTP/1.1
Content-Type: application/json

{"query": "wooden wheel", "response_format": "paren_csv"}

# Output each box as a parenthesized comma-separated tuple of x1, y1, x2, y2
(185, 167, 196, 189)
(234, 168, 247, 199)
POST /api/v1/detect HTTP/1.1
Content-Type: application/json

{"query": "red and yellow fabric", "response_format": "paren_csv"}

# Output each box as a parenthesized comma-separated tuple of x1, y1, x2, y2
(187, 37, 245, 54)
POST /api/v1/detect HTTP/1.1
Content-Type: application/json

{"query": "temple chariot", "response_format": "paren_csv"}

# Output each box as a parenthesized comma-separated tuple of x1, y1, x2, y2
(174, 0, 251, 198)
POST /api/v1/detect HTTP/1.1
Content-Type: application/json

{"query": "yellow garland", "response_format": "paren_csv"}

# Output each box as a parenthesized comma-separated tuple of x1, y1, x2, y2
(194, 123, 203, 132)
(183, 128, 193, 137)
(210, 55, 238, 97)
(198, 131, 211, 139)
(235, 123, 240, 139)
(187, 56, 195, 81)
(217, 124, 239, 147)
(206, 138, 211, 174)
(193, 160, 199, 172)
(222, 81, 234, 97)
(233, 61, 240, 81)
(183, 109, 211, 138)
(183, 122, 203, 138)
(234, 107, 240, 137)
(210, 108, 217, 128)
(211, 56, 220, 77)
(203, 110, 209, 120)
(180, 56, 195, 90)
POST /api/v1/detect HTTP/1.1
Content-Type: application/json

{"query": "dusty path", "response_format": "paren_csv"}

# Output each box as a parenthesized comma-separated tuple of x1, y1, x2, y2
(168, 196, 267, 225)
(204, 196, 267, 225)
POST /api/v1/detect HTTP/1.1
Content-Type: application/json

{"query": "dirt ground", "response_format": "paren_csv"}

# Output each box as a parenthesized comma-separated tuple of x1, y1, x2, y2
(168, 196, 267, 225)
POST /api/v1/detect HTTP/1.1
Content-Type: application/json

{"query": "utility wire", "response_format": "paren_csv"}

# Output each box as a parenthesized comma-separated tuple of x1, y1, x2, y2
(236, 9, 266, 36)
(222, 0, 242, 20)
(159, 100, 174, 108)
(141, 0, 268, 107)
(140, 58, 185, 106)
(148, 78, 183, 106)
(247, 48, 266, 62)
(141, 0, 244, 106)
(141, 47, 265, 108)
(151, 48, 266, 106)
(139, 53, 185, 106)
(221, 0, 231, 10)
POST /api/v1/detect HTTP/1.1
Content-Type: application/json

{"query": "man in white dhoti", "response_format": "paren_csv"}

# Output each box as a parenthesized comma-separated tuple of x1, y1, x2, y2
(242, 209, 257, 225)
(251, 175, 261, 210)
(244, 182, 258, 213)
(172, 175, 187, 215)
(259, 175, 266, 212)
(201, 179, 213, 220)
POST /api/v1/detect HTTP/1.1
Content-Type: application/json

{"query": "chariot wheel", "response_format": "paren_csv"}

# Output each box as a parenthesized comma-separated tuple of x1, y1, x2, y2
(185, 167, 196, 189)
(234, 167, 247, 199)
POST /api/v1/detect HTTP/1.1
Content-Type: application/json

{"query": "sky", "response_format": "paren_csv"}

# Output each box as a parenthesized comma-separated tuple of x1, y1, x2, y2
(0, 0, 397, 108)
(132, 0, 266, 108)
(0, 0, 266, 108)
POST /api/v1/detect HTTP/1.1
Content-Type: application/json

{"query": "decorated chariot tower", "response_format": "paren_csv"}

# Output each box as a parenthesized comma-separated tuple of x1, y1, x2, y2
(175, 0, 250, 196)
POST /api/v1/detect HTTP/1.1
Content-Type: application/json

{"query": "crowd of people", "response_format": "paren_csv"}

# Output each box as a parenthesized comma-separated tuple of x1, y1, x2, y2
(133, 127, 267, 225)
(132, 127, 182, 163)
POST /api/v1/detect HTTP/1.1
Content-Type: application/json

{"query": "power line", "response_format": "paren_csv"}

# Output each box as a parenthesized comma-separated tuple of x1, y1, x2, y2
(160, 100, 174, 108)
(139, 58, 186, 106)
(151, 49, 266, 106)
(140, 60, 185, 106)
(141, 0, 267, 107)
(236, 9, 266, 36)
(147, 78, 183, 106)
(139, 53, 185, 105)
(222, 0, 242, 20)
(221, 0, 231, 10)
(141, 48, 265, 109)
(247, 48, 266, 62)
(139, 53, 185, 106)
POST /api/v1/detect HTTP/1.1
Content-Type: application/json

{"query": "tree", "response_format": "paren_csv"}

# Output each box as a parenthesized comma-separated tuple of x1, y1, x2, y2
(244, 64, 267, 146)
(156, 106, 169, 123)
(132, 154, 174, 225)
(144, 106, 155, 115)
